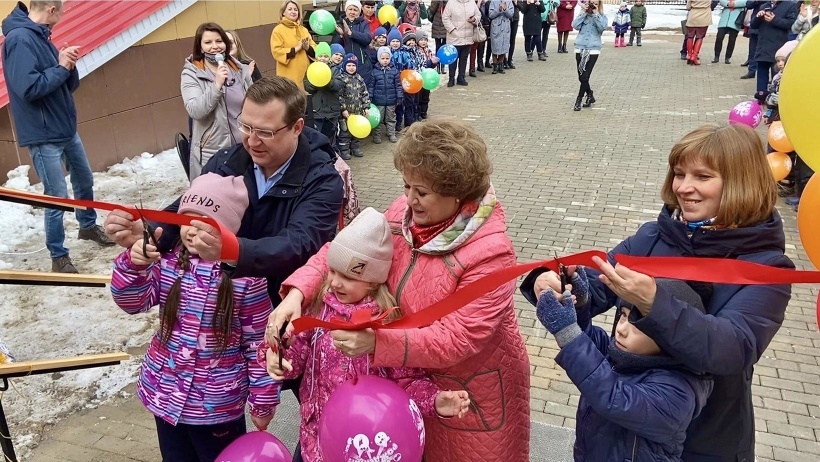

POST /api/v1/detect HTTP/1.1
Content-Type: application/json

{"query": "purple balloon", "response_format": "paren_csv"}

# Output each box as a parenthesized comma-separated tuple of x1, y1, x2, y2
(216, 431, 291, 462)
(318, 375, 425, 462)
(728, 100, 763, 128)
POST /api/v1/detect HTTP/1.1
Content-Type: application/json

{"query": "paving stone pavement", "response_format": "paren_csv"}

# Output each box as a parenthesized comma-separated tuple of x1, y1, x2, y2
(18, 33, 820, 462)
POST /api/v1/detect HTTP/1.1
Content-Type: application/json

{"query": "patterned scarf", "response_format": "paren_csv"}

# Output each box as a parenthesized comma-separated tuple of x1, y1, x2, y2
(404, 2, 420, 25)
(402, 186, 498, 253)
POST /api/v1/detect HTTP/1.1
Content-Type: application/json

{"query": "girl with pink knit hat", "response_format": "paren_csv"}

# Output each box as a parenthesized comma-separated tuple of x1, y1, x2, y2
(111, 173, 280, 461)
(259, 207, 470, 462)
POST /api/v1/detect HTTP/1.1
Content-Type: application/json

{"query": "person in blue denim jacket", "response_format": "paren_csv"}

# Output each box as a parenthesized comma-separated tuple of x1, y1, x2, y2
(571, 0, 607, 111)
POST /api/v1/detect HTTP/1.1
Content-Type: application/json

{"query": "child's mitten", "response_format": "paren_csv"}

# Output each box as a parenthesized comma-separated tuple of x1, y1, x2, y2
(536, 289, 582, 347)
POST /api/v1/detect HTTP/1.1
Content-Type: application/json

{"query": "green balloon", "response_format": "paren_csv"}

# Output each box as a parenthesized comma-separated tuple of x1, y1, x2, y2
(315, 42, 332, 58)
(421, 68, 440, 91)
(309, 10, 336, 36)
(368, 104, 381, 128)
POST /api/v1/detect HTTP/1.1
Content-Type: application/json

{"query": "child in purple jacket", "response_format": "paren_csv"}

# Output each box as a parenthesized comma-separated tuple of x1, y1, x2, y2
(259, 208, 470, 462)
(111, 173, 279, 462)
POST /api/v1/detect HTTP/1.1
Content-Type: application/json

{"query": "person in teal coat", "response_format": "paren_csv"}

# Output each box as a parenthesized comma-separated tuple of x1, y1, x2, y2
(713, 0, 748, 63)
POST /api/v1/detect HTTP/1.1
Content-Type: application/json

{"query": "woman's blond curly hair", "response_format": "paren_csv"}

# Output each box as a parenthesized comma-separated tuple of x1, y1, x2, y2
(393, 119, 492, 201)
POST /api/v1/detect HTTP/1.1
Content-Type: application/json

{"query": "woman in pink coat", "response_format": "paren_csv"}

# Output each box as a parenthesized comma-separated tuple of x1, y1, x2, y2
(269, 119, 531, 462)
(556, 0, 578, 53)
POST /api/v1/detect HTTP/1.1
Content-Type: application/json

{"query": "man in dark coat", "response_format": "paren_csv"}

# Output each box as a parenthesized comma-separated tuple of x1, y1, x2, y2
(104, 76, 344, 309)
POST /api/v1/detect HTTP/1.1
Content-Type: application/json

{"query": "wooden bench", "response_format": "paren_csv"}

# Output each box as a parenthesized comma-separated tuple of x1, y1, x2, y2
(0, 246, 126, 461)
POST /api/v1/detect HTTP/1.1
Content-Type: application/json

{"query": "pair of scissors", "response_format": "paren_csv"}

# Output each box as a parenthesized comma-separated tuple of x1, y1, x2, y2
(274, 322, 290, 371)
(554, 251, 569, 293)
(135, 199, 158, 259)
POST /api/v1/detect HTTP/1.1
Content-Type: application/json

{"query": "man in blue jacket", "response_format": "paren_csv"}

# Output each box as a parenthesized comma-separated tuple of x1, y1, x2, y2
(2, 1, 113, 274)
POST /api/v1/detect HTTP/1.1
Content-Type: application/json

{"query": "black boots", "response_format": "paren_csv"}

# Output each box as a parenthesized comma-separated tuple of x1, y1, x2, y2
(712, 55, 720, 63)
(573, 97, 582, 111)
(538, 52, 547, 61)
(491, 63, 498, 74)
(497, 62, 506, 74)
(583, 93, 596, 108)
(527, 52, 534, 61)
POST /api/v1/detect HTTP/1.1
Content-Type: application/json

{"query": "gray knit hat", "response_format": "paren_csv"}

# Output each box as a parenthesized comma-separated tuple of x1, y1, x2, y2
(327, 208, 393, 283)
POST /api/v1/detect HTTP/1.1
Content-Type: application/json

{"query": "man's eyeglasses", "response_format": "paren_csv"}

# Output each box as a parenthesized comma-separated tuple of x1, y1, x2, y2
(237, 120, 294, 139)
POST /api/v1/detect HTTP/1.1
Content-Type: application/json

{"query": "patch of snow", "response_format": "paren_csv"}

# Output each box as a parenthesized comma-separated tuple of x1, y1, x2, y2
(0, 148, 187, 457)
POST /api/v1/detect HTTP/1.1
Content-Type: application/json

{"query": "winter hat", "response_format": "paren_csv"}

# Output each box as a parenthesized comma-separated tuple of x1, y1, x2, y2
(331, 43, 345, 57)
(179, 173, 249, 234)
(776, 40, 798, 59)
(375, 26, 387, 38)
(343, 53, 358, 70)
(377, 46, 392, 59)
(619, 1, 627, 7)
(345, 0, 362, 11)
(387, 27, 402, 44)
(327, 208, 393, 283)
(415, 29, 428, 42)
(402, 29, 416, 44)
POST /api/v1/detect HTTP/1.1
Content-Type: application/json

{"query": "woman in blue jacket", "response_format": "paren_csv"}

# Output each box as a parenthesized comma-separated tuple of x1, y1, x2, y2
(571, 0, 607, 111)
(522, 123, 793, 461)
(713, 0, 748, 64)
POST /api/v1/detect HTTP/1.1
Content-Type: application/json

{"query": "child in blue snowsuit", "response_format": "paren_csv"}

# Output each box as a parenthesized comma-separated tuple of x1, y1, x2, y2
(528, 273, 714, 461)
(612, 2, 631, 47)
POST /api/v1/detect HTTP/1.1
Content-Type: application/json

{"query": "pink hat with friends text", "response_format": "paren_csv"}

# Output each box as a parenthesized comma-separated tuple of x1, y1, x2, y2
(178, 173, 249, 234)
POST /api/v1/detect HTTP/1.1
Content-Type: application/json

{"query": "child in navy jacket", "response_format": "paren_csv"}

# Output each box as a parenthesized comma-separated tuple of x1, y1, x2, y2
(367, 46, 402, 144)
(532, 274, 713, 461)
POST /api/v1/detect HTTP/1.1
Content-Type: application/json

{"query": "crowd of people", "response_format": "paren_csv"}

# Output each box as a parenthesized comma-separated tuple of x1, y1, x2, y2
(1, 0, 814, 461)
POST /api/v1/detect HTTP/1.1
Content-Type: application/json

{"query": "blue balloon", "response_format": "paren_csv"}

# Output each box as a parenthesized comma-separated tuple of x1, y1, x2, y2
(436, 44, 458, 66)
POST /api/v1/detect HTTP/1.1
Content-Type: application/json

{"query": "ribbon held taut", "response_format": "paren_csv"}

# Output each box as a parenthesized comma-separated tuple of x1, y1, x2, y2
(292, 251, 820, 334)
(0, 187, 240, 261)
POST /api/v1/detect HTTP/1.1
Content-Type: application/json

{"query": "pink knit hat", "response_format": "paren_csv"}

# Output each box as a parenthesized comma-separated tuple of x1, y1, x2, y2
(178, 173, 249, 234)
(776, 40, 799, 59)
(327, 207, 393, 283)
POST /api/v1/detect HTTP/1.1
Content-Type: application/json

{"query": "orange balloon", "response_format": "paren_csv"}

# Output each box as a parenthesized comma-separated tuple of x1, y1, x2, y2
(767, 152, 793, 182)
(797, 174, 820, 270)
(400, 69, 423, 94)
(768, 121, 795, 153)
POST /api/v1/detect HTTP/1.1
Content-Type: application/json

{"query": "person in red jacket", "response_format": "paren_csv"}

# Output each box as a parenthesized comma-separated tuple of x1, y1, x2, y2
(268, 119, 531, 462)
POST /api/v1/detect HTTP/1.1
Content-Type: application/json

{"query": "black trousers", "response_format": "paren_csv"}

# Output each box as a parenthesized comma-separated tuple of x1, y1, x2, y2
(418, 88, 430, 118)
(448, 44, 471, 81)
(508, 20, 519, 62)
(540, 21, 551, 51)
(155, 416, 246, 462)
(575, 52, 599, 99)
(714, 27, 739, 58)
(525, 35, 544, 53)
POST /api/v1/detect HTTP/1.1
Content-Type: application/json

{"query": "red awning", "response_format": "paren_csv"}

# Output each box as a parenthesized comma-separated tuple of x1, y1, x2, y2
(0, 0, 169, 108)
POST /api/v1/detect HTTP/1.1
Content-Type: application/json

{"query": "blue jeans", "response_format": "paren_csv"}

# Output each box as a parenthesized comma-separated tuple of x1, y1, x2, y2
(28, 133, 98, 258)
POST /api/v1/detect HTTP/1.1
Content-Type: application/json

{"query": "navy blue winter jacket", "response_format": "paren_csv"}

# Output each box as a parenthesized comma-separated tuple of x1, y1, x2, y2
(367, 63, 402, 106)
(332, 16, 373, 84)
(158, 127, 344, 305)
(522, 205, 793, 461)
(558, 322, 712, 462)
(1, 2, 80, 147)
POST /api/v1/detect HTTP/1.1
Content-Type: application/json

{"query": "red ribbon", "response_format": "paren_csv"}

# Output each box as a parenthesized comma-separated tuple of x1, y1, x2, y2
(0, 188, 240, 260)
(293, 250, 820, 334)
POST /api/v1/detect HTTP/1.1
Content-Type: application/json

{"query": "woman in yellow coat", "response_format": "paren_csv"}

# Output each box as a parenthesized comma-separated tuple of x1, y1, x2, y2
(270, 0, 316, 91)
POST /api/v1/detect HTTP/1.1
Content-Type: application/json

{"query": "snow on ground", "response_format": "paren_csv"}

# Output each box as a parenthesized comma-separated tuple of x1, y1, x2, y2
(0, 149, 188, 457)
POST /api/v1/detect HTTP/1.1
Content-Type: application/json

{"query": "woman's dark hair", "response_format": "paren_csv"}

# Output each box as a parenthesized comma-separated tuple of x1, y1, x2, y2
(161, 244, 236, 355)
(192, 22, 233, 62)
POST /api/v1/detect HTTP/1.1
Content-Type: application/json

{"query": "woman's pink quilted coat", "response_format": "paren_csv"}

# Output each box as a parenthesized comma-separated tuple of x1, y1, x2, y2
(282, 196, 530, 461)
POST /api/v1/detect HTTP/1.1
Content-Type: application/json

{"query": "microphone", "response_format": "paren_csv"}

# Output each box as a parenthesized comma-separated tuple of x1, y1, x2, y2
(215, 52, 225, 68)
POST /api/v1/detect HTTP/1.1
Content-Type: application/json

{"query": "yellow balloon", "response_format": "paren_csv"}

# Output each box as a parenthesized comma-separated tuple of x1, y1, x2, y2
(378, 5, 398, 25)
(347, 114, 371, 138)
(780, 28, 820, 172)
(306, 62, 331, 87)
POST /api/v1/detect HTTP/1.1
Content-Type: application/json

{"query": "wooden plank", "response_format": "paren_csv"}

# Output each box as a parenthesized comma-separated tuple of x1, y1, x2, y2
(0, 353, 130, 377)
(0, 186, 87, 211)
(0, 270, 111, 287)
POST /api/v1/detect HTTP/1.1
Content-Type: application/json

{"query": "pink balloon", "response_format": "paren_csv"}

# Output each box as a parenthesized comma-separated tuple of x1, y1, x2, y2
(728, 100, 763, 128)
(216, 431, 291, 462)
(318, 375, 425, 462)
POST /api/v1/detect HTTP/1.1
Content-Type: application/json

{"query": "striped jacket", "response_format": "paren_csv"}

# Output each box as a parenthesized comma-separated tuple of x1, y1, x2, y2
(111, 248, 279, 425)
